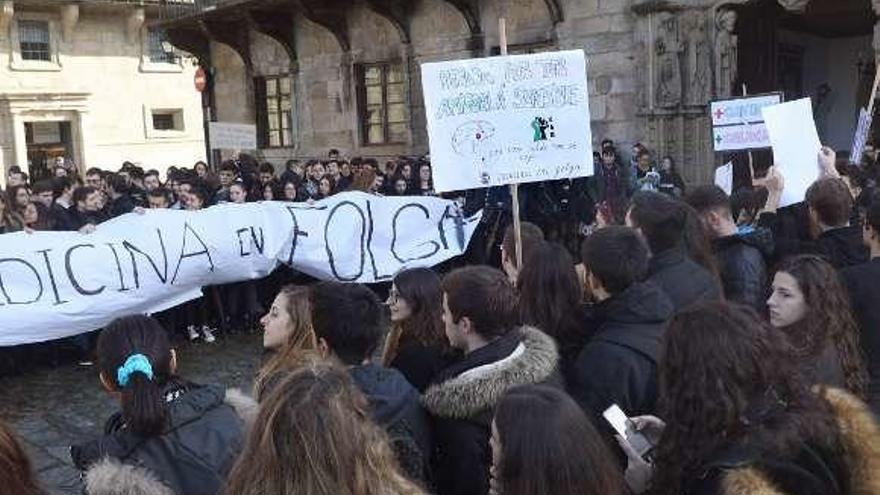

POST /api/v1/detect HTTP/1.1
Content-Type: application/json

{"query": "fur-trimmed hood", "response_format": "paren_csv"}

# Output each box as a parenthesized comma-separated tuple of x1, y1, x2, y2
(85, 458, 175, 495)
(83, 388, 257, 495)
(719, 387, 880, 495)
(422, 326, 558, 419)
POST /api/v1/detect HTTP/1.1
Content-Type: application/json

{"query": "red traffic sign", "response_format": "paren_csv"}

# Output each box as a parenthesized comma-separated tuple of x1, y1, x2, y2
(194, 67, 207, 92)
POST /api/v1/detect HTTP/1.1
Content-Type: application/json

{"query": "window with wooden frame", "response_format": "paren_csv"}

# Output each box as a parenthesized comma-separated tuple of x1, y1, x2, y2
(255, 75, 293, 148)
(356, 62, 407, 145)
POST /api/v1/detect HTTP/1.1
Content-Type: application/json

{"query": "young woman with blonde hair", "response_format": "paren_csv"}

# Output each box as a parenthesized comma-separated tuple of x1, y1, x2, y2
(226, 356, 426, 495)
(254, 285, 317, 400)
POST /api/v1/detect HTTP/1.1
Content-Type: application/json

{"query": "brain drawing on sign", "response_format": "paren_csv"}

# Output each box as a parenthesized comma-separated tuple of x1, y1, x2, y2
(451, 121, 500, 185)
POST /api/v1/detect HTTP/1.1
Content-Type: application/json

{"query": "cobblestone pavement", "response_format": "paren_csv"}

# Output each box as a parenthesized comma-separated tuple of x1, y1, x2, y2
(0, 332, 263, 495)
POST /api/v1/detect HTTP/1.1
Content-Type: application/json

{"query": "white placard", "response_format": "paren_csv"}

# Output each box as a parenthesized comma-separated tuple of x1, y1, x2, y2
(762, 98, 822, 208)
(208, 122, 257, 150)
(714, 161, 733, 195)
(710, 94, 781, 151)
(0, 193, 480, 346)
(421, 50, 593, 192)
(712, 123, 771, 152)
(850, 107, 872, 165)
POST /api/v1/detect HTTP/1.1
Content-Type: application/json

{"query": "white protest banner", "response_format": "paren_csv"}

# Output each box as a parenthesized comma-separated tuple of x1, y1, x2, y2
(714, 161, 734, 195)
(710, 93, 782, 151)
(421, 50, 593, 192)
(208, 122, 257, 150)
(850, 107, 871, 165)
(762, 98, 822, 208)
(0, 192, 480, 346)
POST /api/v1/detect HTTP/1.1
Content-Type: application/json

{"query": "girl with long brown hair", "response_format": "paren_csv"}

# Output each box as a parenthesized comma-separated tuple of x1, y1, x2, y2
(226, 356, 425, 495)
(382, 268, 454, 392)
(253, 285, 317, 399)
(0, 419, 41, 495)
(490, 385, 625, 495)
(628, 302, 880, 495)
(767, 255, 868, 397)
(0, 191, 24, 234)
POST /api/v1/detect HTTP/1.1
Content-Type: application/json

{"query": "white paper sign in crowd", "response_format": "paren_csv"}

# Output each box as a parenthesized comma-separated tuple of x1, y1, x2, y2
(850, 108, 872, 165)
(714, 161, 734, 195)
(421, 50, 593, 192)
(762, 98, 822, 208)
(0, 192, 480, 346)
(208, 122, 258, 150)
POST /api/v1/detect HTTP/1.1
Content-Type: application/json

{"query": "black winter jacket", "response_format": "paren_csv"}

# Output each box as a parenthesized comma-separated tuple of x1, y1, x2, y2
(567, 281, 674, 427)
(841, 257, 880, 412)
(422, 327, 559, 495)
(759, 209, 869, 268)
(349, 364, 433, 485)
(713, 227, 773, 311)
(71, 382, 245, 495)
(647, 247, 721, 311)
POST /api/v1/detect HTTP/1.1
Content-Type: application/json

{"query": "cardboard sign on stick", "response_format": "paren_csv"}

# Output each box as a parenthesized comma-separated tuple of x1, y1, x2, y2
(761, 98, 822, 208)
(421, 50, 593, 193)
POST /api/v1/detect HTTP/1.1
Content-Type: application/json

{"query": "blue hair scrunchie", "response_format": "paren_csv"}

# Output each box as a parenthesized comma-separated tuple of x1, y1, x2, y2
(117, 354, 154, 388)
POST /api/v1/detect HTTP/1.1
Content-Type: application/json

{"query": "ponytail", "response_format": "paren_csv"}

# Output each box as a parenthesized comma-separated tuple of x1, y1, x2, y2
(121, 370, 168, 436)
(98, 315, 174, 437)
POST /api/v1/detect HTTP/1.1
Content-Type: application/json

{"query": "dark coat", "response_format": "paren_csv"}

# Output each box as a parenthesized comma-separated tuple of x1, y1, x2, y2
(567, 281, 674, 426)
(108, 195, 136, 218)
(686, 388, 880, 495)
(71, 382, 246, 495)
(647, 247, 721, 311)
(349, 364, 432, 485)
(841, 257, 880, 412)
(713, 227, 773, 311)
(390, 341, 456, 393)
(58, 208, 105, 231)
(422, 327, 559, 495)
(759, 209, 869, 268)
(50, 202, 74, 231)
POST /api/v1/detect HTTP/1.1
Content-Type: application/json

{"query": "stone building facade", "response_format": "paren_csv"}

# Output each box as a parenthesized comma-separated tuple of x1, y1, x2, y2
(0, 0, 205, 187)
(161, 0, 877, 185)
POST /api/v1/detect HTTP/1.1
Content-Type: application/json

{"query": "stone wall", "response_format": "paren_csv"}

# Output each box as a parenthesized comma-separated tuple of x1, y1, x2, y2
(207, 0, 645, 167)
(0, 2, 205, 184)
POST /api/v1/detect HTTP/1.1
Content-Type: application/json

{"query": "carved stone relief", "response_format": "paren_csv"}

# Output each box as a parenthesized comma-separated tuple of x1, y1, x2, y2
(655, 13, 683, 108)
(714, 7, 737, 99)
(684, 11, 711, 106)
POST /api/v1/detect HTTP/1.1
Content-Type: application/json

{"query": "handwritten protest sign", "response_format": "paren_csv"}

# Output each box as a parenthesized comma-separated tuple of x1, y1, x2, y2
(0, 193, 480, 346)
(710, 94, 781, 151)
(208, 122, 257, 150)
(762, 98, 821, 208)
(850, 107, 871, 165)
(421, 50, 593, 192)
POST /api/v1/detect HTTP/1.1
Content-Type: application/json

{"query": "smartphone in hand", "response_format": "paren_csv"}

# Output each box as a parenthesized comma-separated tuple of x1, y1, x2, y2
(603, 404, 654, 460)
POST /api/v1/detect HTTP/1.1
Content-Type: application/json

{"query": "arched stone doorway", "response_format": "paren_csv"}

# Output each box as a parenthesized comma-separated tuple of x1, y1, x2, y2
(633, 0, 877, 184)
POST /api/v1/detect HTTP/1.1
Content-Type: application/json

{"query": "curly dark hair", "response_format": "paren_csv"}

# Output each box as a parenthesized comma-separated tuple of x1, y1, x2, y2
(776, 255, 868, 398)
(651, 302, 841, 495)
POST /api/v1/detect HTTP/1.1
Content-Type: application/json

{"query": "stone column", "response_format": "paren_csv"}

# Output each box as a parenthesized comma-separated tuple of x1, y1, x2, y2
(75, 110, 95, 171)
(10, 111, 27, 169)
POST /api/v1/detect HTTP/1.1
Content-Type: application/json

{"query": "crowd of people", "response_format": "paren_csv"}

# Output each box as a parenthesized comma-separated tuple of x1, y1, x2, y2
(2, 140, 880, 495)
